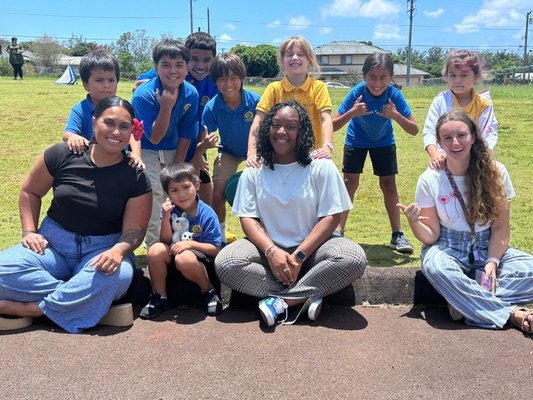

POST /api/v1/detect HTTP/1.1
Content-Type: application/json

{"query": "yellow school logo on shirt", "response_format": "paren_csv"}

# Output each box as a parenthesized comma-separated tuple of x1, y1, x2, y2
(184, 103, 192, 112)
(201, 95, 210, 106)
(191, 224, 202, 235)
(244, 111, 254, 122)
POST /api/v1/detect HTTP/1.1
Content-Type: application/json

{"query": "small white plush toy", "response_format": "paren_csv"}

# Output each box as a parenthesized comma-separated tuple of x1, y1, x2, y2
(181, 231, 194, 241)
(171, 212, 189, 244)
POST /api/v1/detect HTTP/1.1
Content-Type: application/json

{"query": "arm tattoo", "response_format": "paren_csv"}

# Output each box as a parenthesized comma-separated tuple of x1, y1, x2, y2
(253, 219, 268, 236)
(116, 229, 146, 252)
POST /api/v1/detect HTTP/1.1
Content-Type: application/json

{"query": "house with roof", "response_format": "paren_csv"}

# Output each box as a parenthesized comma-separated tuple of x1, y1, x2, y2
(314, 40, 430, 86)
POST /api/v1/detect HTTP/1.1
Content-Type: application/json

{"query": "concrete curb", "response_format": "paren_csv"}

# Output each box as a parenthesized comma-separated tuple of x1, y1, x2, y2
(226, 266, 446, 308)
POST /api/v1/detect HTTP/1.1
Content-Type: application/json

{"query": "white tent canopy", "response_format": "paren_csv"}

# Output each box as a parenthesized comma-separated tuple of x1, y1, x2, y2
(54, 64, 77, 85)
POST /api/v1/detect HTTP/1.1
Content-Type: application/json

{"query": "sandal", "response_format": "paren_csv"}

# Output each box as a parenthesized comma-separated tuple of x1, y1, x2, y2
(509, 307, 533, 335)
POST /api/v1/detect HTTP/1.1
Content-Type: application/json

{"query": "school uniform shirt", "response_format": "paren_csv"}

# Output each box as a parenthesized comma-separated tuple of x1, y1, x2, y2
(167, 199, 222, 247)
(131, 77, 199, 151)
(256, 76, 332, 149)
(64, 95, 95, 140)
(338, 82, 412, 149)
(184, 73, 219, 162)
(415, 162, 515, 233)
(233, 159, 352, 248)
(202, 89, 261, 160)
(423, 89, 498, 151)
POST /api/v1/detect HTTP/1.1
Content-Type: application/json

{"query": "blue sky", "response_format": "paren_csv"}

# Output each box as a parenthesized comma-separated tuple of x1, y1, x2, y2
(1, 0, 531, 54)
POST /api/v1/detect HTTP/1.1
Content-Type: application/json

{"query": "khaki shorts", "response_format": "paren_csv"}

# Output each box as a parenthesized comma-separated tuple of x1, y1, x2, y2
(212, 152, 244, 182)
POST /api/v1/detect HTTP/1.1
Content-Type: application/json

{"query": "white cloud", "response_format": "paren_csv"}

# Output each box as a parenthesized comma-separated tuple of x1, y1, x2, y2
(217, 33, 233, 43)
(457, 0, 528, 29)
(454, 24, 480, 34)
(320, 26, 332, 34)
(267, 19, 282, 28)
(224, 23, 236, 31)
(288, 16, 311, 30)
(322, 0, 400, 18)
(423, 9, 444, 18)
(373, 24, 403, 40)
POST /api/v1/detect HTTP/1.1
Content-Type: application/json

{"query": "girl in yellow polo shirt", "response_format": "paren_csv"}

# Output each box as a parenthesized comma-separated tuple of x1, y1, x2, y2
(246, 36, 333, 167)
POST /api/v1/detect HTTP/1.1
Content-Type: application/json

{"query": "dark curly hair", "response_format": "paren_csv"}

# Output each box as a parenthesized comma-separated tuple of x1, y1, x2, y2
(256, 100, 314, 169)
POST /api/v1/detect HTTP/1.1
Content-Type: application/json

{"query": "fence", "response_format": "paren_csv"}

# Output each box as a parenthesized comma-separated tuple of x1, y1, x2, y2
(422, 65, 533, 86)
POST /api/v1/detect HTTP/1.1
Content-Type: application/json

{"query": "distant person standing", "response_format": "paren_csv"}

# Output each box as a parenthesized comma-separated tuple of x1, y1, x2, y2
(7, 37, 24, 80)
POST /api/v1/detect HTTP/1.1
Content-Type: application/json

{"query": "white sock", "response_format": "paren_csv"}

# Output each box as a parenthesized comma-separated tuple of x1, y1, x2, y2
(220, 221, 226, 241)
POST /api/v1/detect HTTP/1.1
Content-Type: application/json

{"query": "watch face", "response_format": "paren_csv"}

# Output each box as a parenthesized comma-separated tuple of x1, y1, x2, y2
(295, 250, 306, 261)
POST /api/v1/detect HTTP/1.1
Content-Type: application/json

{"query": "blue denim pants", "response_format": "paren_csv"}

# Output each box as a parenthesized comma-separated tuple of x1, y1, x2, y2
(421, 226, 533, 329)
(0, 217, 134, 333)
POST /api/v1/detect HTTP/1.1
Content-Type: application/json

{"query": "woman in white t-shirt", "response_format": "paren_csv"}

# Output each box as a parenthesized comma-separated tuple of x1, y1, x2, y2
(215, 100, 367, 327)
(398, 110, 533, 335)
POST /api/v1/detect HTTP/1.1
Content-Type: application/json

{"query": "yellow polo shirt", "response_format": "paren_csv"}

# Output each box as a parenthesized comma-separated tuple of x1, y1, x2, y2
(256, 76, 332, 148)
(451, 89, 491, 124)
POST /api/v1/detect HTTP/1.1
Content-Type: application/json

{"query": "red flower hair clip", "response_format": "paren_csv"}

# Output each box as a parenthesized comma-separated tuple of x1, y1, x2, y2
(131, 118, 144, 141)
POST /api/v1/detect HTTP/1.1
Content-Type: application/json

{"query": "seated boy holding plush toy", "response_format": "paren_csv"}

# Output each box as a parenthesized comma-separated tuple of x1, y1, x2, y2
(140, 162, 223, 319)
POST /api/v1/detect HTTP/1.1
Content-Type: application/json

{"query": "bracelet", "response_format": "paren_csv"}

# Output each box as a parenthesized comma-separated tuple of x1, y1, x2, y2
(264, 244, 278, 258)
(486, 257, 500, 268)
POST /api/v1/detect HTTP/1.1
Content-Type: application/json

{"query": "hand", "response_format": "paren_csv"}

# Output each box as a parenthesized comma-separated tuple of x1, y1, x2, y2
(428, 152, 446, 170)
(484, 261, 498, 293)
(170, 240, 194, 255)
(397, 202, 428, 224)
(199, 127, 220, 152)
(312, 146, 332, 160)
(127, 152, 145, 169)
(266, 247, 293, 286)
(161, 198, 175, 215)
(91, 248, 124, 276)
(350, 95, 373, 118)
(67, 135, 89, 155)
(246, 153, 262, 168)
(287, 253, 304, 285)
(21, 232, 48, 255)
(377, 98, 398, 120)
(155, 87, 178, 110)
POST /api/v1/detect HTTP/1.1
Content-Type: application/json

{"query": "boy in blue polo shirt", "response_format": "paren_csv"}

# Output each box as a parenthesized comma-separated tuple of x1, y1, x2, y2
(200, 53, 260, 243)
(132, 39, 199, 247)
(63, 50, 142, 165)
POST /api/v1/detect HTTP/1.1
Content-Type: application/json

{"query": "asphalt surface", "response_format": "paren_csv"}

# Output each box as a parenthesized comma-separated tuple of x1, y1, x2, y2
(2, 302, 532, 400)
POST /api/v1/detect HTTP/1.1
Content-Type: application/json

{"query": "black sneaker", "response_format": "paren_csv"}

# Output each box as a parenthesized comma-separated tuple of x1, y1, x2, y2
(139, 293, 170, 320)
(202, 289, 223, 316)
(389, 231, 414, 254)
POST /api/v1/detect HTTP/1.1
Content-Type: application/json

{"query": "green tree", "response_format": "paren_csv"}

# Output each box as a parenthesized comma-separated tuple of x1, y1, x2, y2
(230, 44, 279, 77)
(29, 34, 65, 74)
(112, 30, 156, 78)
(66, 35, 99, 56)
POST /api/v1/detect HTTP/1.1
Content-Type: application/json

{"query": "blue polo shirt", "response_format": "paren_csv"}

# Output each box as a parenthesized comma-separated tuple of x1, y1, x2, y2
(64, 95, 95, 140)
(339, 82, 412, 148)
(202, 89, 260, 160)
(136, 68, 157, 81)
(131, 77, 199, 151)
(185, 73, 219, 162)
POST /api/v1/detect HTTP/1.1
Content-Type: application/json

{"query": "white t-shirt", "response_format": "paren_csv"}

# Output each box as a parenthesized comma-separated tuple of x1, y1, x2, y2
(415, 162, 515, 232)
(233, 159, 352, 248)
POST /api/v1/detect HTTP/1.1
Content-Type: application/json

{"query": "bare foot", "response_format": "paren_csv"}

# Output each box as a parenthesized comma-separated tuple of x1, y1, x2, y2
(509, 307, 533, 335)
(0, 300, 43, 317)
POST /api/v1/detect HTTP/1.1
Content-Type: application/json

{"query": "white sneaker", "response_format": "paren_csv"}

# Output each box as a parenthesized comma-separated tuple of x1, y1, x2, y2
(447, 303, 463, 321)
(99, 303, 134, 327)
(308, 298, 323, 321)
(258, 297, 288, 327)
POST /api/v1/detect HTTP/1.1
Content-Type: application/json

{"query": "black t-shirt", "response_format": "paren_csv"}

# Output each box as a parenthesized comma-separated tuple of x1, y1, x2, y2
(44, 143, 151, 235)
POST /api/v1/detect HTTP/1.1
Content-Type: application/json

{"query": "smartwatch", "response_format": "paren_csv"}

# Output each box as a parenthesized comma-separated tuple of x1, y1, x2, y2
(294, 250, 306, 262)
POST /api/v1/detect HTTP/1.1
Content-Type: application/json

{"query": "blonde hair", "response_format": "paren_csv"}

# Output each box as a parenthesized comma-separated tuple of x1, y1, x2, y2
(277, 36, 320, 75)
(436, 110, 506, 226)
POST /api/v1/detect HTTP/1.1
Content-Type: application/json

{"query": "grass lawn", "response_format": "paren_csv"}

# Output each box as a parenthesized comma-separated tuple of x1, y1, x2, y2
(1, 77, 532, 267)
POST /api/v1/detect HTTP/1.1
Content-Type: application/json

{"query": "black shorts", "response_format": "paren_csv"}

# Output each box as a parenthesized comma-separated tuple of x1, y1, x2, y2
(199, 169, 211, 184)
(342, 144, 398, 176)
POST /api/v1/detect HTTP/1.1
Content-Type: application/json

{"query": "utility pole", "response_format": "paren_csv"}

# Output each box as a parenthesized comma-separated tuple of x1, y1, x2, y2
(523, 11, 531, 80)
(406, 0, 415, 87)
(207, 8, 210, 34)
(189, 0, 194, 34)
